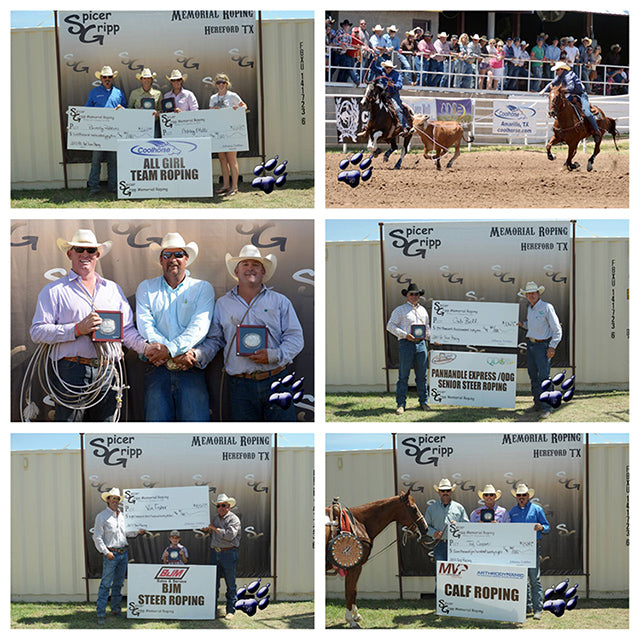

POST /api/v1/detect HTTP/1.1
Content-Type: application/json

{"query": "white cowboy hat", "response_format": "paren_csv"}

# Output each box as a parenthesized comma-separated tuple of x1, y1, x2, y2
(156, 232, 199, 266)
(518, 281, 546, 297)
(434, 478, 456, 492)
(101, 487, 122, 502)
(136, 68, 157, 80)
(95, 65, 118, 79)
(471, 33, 481, 40)
(214, 493, 237, 508)
(166, 69, 187, 81)
(511, 483, 535, 498)
(478, 484, 502, 500)
(551, 61, 572, 72)
(387, 25, 398, 33)
(438, 32, 449, 38)
(169, 530, 181, 537)
(381, 60, 396, 69)
(372, 24, 383, 32)
(225, 244, 277, 282)
(57, 229, 112, 258)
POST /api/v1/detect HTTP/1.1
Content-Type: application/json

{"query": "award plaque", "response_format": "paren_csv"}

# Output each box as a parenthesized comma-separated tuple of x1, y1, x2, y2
(162, 97, 176, 112)
(236, 325, 268, 356)
(411, 324, 427, 339)
(167, 548, 181, 562)
(141, 97, 155, 110)
(480, 508, 495, 523)
(92, 310, 123, 342)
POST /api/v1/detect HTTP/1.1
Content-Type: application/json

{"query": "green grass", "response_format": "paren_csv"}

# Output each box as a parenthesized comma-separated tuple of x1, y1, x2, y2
(10, 180, 314, 208)
(326, 597, 628, 629)
(11, 600, 313, 629)
(325, 390, 628, 422)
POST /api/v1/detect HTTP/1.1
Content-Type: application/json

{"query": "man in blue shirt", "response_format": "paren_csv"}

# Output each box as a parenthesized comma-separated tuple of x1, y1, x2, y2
(84, 65, 127, 195)
(371, 58, 411, 136)
(508, 483, 550, 620)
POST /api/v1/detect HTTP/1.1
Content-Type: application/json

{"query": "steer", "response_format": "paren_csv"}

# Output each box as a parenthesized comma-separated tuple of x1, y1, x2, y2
(412, 114, 473, 170)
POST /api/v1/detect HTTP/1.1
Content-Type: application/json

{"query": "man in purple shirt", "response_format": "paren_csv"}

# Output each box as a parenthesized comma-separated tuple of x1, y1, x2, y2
(470, 484, 511, 522)
(30, 229, 160, 421)
(84, 65, 127, 196)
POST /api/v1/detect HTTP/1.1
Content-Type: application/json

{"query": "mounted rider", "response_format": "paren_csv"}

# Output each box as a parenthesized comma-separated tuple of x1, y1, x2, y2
(540, 60, 600, 141)
(369, 56, 413, 137)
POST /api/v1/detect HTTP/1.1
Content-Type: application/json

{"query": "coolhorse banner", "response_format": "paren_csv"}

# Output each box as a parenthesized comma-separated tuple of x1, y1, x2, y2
(381, 221, 571, 369)
(82, 433, 273, 579)
(492, 99, 546, 136)
(395, 433, 584, 576)
(57, 10, 259, 160)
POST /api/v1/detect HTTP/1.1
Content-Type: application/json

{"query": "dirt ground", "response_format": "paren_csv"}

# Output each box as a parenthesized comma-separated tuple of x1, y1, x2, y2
(325, 146, 629, 209)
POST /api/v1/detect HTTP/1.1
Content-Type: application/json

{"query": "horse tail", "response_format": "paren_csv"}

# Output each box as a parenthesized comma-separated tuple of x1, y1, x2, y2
(608, 118, 620, 151)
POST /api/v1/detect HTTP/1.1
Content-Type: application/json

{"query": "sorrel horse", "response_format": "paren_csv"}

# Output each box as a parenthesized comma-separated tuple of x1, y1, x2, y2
(325, 490, 429, 628)
(358, 78, 413, 170)
(546, 85, 619, 172)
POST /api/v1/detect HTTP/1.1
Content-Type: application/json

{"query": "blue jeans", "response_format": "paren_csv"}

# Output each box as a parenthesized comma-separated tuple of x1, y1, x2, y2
(531, 66, 543, 92)
(210, 548, 238, 614)
(430, 60, 443, 87)
(526, 541, 544, 613)
(526, 339, 551, 406)
(96, 550, 128, 618)
(578, 92, 599, 134)
(417, 57, 431, 86)
(397, 54, 413, 83)
(389, 94, 409, 129)
(228, 371, 297, 421)
(53, 359, 118, 422)
(396, 339, 428, 408)
(144, 365, 210, 421)
(88, 151, 117, 192)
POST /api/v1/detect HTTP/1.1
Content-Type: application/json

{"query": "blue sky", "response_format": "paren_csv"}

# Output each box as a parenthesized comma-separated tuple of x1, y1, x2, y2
(326, 219, 629, 242)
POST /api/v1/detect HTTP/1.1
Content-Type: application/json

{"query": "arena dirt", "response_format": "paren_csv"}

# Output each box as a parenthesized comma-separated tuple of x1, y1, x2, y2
(325, 148, 629, 209)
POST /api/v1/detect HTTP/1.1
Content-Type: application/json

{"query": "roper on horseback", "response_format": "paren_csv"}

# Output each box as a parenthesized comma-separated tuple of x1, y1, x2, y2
(368, 57, 413, 138)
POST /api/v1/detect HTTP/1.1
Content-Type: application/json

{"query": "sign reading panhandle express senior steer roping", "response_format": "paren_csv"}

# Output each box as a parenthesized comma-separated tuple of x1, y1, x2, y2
(117, 137, 213, 198)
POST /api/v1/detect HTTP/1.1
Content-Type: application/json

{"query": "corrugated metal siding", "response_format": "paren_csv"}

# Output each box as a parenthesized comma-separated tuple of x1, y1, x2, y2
(11, 19, 313, 189)
(326, 238, 629, 390)
(11, 446, 314, 601)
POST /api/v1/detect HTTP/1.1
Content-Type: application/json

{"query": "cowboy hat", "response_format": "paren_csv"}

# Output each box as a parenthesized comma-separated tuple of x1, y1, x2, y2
(214, 493, 237, 508)
(169, 530, 181, 537)
(57, 229, 112, 258)
(166, 69, 187, 81)
(550, 61, 571, 73)
(101, 487, 122, 502)
(136, 68, 157, 80)
(381, 60, 396, 69)
(387, 25, 398, 33)
(401, 282, 425, 297)
(582, 37, 592, 45)
(511, 483, 535, 498)
(157, 232, 199, 266)
(225, 244, 277, 282)
(95, 65, 118, 79)
(478, 484, 502, 500)
(438, 31, 449, 38)
(434, 478, 456, 492)
(372, 24, 383, 32)
(518, 281, 546, 297)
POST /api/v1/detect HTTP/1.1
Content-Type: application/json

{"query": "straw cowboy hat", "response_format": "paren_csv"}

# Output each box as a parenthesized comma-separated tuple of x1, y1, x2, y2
(401, 282, 424, 297)
(381, 60, 396, 69)
(372, 24, 384, 32)
(438, 31, 449, 38)
(225, 244, 277, 282)
(550, 61, 572, 73)
(434, 478, 456, 492)
(157, 232, 199, 266)
(214, 493, 237, 508)
(95, 65, 118, 79)
(101, 487, 123, 502)
(478, 484, 502, 500)
(518, 281, 546, 297)
(387, 25, 398, 33)
(56, 229, 112, 258)
(511, 483, 535, 498)
(166, 69, 188, 81)
(136, 68, 157, 80)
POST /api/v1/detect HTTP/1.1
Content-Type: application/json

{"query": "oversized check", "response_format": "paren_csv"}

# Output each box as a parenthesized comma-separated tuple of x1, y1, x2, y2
(67, 106, 155, 151)
(127, 564, 216, 620)
(436, 561, 527, 623)
(431, 300, 519, 348)
(122, 486, 210, 531)
(160, 108, 249, 152)
(447, 522, 537, 567)
(429, 350, 517, 408)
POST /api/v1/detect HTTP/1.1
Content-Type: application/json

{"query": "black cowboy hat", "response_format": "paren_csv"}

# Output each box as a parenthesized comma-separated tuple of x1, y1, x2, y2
(401, 282, 425, 296)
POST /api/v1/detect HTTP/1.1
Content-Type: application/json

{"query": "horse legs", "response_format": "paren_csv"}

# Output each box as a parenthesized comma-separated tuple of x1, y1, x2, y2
(393, 135, 411, 170)
(344, 566, 363, 628)
(546, 134, 560, 161)
(587, 131, 604, 172)
(565, 142, 580, 171)
(367, 131, 383, 155)
(446, 142, 460, 168)
(384, 138, 398, 164)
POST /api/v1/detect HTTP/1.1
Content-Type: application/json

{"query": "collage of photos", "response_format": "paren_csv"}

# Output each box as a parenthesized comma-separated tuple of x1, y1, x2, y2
(9, 7, 630, 635)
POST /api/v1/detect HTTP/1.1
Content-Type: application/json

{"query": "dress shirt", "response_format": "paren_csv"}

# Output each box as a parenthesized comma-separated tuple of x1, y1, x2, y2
(30, 270, 145, 360)
(85, 85, 127, 108)
(564, 45, 579, 64)
(386, 302, 430, 341)
(163, 88, 199, 111)
(425, 499, 469, 539)
(194, 285, 304, 375)
(135, 273, 214, 358)
(523, 299, 562, 348)
(369, 33, 386, 55)
(93, 507, 137, 555)
(542, 69, 588, 96)
(545, 45, 561, 62)
(209, 511, 241, 548)
(508, 501, 550, 540)
(128, 86, 162, 110)
(433, 39, 451, 62)
(470, 505, 511, 522)
(382, 33, 400, 52)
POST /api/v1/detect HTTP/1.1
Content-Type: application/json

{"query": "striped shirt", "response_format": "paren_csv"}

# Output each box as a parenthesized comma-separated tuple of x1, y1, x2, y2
(386, 302, 430, 341)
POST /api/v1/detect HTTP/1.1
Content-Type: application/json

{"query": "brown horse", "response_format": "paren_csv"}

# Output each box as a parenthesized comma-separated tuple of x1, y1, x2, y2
(325, 490, 429, 628)
(546, 85, 619, 171)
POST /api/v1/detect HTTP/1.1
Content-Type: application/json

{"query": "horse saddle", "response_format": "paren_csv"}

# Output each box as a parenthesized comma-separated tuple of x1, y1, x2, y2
(326, 499, 366, 570)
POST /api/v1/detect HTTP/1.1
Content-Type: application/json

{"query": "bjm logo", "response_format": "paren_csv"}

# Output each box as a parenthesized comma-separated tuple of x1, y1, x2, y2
(155, 567, 189, 580)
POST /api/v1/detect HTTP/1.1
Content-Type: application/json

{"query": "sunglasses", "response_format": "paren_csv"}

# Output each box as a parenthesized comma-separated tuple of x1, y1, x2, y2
(516, 493, 528, 497)
(483, 493, 496, 497)
(439, 489, 452, 493)
(216, 80, 228, 85)
(407, 292, 421, 296)
(73, 246, 98, 254)
(216, 504, 230, 508)
(162, 250, 186, 260)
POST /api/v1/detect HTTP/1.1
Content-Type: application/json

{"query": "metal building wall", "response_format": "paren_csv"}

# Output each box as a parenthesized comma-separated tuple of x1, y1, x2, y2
(11, 446, 314, 601)
(326, 238, 629, 390)
(326, 444, 628, 599)
(10, 18, 313, 189)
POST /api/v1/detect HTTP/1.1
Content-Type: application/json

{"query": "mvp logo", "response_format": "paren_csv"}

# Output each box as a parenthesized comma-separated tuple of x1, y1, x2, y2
(438, 562, 469, 576)
(155, 567, 189, 580)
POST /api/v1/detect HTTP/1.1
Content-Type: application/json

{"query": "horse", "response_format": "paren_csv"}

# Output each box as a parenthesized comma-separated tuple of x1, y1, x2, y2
(546, 84, 619, 171)
(412, 114, 474, 170)
(358, 78, 413, 170)
(325, 489, 430, 628)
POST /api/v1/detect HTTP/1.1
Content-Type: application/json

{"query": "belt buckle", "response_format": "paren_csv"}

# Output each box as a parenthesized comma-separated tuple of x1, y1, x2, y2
(166, 359, 181, 371)
(214, 547, 222, 553)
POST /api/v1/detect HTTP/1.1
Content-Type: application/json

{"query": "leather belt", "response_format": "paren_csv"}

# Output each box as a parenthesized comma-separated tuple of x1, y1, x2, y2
(213, 546, 235, 552)
(528, 337, 551, 343)
(232, 365, 286, 381)
(62, 356, 100, 367)
(108, 547, 128, 555)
